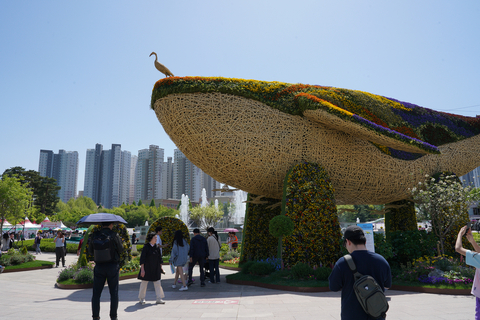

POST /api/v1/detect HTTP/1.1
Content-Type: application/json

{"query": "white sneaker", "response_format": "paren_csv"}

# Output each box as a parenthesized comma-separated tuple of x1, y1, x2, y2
(139, 299, 145, 305)
(179, 286, 188, 291)
(172, 284, 176, 289)
(156, 299, 165, 304)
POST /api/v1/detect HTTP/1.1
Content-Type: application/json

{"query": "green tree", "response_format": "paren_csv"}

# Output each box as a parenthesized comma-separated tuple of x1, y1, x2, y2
(190, 205, 224, 229)
(410, 173, 480, 255)
(2, 167, 60, 215)
(0, 176, 33, 235)
(149, 199, 156, 207)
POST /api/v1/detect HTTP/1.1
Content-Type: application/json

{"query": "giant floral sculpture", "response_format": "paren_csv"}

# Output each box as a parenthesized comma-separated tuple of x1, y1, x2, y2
(150, 77, 480, 266)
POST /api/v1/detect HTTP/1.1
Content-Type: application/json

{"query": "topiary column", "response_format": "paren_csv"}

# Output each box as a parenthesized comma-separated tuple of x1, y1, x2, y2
(384, 199, 417, 241)
(282, 162, 342, 268)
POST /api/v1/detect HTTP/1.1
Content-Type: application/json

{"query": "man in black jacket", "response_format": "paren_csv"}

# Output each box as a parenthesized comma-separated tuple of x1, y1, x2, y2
(187, 228, 209, 287)
(88, 222, 124, 320)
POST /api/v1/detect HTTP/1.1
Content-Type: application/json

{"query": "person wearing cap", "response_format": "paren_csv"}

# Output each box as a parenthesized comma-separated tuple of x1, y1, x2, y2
(328, 225, 391, 320)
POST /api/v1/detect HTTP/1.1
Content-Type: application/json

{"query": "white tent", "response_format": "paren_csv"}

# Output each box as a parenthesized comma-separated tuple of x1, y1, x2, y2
(0, 219, 13, 227)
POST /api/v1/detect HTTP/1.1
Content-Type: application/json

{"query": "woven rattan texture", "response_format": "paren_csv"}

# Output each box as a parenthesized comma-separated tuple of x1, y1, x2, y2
(154, 92, 480, 205)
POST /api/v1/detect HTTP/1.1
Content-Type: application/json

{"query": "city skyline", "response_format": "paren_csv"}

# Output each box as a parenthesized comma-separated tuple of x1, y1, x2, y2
(41, 143, 222, 207)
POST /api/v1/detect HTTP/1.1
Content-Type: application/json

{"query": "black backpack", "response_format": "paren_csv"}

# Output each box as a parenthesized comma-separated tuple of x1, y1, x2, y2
(92, 230, 116, 263)
(344, 254, 389, 319)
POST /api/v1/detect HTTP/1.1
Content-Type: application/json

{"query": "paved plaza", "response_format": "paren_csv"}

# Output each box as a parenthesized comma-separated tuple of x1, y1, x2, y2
(0, 252, 476, 319)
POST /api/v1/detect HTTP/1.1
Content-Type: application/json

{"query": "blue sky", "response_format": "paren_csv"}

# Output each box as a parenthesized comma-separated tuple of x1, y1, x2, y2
(1, 1, 479, 191)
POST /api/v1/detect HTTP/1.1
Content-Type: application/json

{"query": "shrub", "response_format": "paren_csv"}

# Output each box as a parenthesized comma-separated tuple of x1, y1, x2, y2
(291, 262, 313, 280)
(240, 261, 255, 274)
(230, 251, 240, 258)
(220, 243, 229, 257)
(373, 232, 393, 260)
(20, 246, 28, 255)
(222, 253, 233, 262)
(0, 254, 11, 266)
(74, 267, 94, 283)
(389, 230, 436, 268)
(314, 267, 332, 281)
(131, 251, 139, 257)
(249, 262, 276, 276)
(58, 267, 77, 282)
(434, 256, 453, 271)
(77, 254, 88, 268)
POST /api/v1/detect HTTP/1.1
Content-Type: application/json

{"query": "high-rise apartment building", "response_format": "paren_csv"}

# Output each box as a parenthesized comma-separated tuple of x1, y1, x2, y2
(135, 145, 164, 202)
(38, 149, 79, 203)
(129, 155, 138, 204)
(84, 143, 131, 208)
(173, 149, 221, 202)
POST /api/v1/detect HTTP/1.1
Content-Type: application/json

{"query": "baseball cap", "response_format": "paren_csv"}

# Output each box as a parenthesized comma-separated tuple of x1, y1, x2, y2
(343, 225, 365, 241)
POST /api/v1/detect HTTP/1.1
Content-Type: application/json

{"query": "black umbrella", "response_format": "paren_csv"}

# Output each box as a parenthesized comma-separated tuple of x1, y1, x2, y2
(76, 213, 127, 225)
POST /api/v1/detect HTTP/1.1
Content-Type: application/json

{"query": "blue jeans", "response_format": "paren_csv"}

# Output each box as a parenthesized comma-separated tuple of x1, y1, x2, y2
(35, 243, 41, 254)
(188, 257, 206, 284)
(92, 262, 119, 319)
(208, 259, 220, 283)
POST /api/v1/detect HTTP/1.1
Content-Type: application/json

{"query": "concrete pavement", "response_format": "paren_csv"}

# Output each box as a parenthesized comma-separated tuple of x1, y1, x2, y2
(0, 251, 476, 319)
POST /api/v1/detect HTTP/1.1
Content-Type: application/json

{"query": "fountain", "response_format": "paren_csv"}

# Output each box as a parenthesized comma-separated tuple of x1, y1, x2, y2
(179, 194, 190, 226)
(232, 190, 247, 224)
(200, 188, 208, 207)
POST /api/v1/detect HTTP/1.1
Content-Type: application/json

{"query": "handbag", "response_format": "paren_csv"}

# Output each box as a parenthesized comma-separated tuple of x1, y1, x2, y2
(32, 242, 37, 249)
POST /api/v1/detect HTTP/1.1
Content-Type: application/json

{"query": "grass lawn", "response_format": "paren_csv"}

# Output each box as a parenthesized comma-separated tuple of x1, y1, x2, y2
(220, 261, 239, 268)
(5, 260, 54, 270)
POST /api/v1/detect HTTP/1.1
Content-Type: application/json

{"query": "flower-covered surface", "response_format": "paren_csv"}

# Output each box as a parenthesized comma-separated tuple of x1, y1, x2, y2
(85, 224, 132, 267)
(151, 77, 480, 159)
(146, 217, 189, 257)
(282, 162, 342, 267)
(240, 195, 281, 265)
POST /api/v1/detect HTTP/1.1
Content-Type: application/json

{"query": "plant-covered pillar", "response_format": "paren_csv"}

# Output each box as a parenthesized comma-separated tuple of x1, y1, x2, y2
(384, 199, 417, 241)
(239, 195, 280, 265)
(282, 162, 342, 268)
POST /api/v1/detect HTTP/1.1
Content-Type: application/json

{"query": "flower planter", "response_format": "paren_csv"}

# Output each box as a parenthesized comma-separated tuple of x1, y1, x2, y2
(3, 264, 53, 273)
(56, 273, 138, 289)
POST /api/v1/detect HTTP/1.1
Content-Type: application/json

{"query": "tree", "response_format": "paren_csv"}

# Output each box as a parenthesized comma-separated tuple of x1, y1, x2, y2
(189, 205, 224, 229)
(149, 199, 156, 207)
(410, 173, 480, 255)
(0, 176, 33, 237)
(2, 167, 60, 215)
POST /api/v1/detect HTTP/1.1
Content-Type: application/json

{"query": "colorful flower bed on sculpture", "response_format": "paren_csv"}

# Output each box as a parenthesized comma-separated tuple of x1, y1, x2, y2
(146, 217, 189, 256)
(85, 224, 132, 267)
(151, 77, 480, 160)
(282, 162, 342, 267)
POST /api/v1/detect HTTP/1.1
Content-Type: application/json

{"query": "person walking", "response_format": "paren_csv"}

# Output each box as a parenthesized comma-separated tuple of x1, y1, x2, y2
(188, 228, 209, 287)
(155, 226, 169, 255)
(138, 232, 166, 305)
(455, 225, 480, 319)
(89, 222, 124, 320)
(34, 232, 42, 255)
(206, 227, 221, 284)
(54, 231, 65, 267)
(170, 230, 190, 291)
(328, 225, 391, 320)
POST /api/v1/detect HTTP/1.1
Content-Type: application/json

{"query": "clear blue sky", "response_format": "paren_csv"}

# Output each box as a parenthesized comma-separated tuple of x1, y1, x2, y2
(1, 1, 479, 191)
